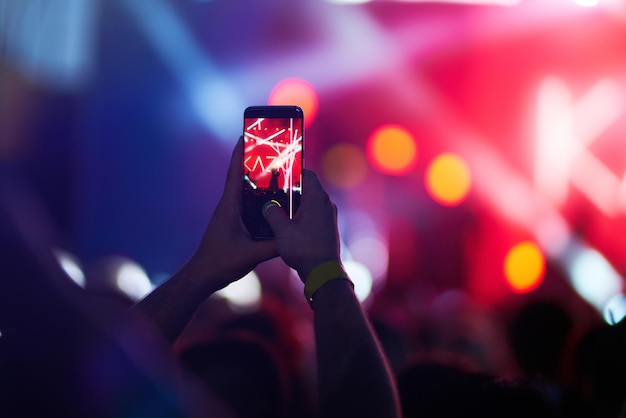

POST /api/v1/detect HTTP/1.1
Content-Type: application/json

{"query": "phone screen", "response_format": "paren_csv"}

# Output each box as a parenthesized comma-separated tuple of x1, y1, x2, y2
(242, 106, 303, 239)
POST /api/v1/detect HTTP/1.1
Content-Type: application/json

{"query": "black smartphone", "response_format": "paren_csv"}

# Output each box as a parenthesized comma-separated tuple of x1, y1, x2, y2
(242, 105, 304, 239)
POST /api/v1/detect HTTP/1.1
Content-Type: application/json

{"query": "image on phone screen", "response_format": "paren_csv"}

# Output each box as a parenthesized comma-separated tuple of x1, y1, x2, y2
(242, 106, 303, 239)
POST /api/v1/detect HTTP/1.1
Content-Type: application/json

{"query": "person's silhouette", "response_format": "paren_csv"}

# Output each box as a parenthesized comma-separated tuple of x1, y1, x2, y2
(269, 169, 280, 193)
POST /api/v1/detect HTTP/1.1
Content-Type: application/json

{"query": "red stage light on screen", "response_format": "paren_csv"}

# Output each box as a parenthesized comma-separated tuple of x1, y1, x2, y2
(366, 125, 417, 176)
(425, 153, 471, 207)
(504, 241, 546, 294)
(268, 78, 318, 127)
(322, 143, 368, 188)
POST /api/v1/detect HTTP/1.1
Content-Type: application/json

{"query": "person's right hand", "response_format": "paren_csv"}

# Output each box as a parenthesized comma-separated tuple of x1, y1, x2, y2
(262, 169, 341, 282)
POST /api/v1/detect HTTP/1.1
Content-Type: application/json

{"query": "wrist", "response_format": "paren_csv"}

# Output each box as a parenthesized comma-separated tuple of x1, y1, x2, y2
(297, 257, 341, 283)
(310, 278, 355, 308)
(303, 260, 353, 305)
(178, 256, 226, 295)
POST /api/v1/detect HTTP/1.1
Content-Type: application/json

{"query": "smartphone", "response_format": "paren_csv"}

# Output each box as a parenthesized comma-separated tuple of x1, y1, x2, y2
(242, 105, 304, 239)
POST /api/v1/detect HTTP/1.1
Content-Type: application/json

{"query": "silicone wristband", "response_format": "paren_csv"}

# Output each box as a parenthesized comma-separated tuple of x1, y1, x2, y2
(304, 261, 352, 304)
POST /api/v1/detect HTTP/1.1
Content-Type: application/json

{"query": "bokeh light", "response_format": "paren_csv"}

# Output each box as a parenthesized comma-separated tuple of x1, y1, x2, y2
(366, 124, 418, 176)
(348, 234, 389, 282)
(603, 293, 626, 325)
(322, 143, 368, 189)
(573, 0, 599, 6)
(268, 78, 318, 127)
(504, 241, 546, 293)
(216, 270, 262, 312)
(569, 247, 622, 310)
(116, 261, 154, 301)
(343, 260, 374, 302)
(53, 248, 86, 288)
(425, 153, 472, 207)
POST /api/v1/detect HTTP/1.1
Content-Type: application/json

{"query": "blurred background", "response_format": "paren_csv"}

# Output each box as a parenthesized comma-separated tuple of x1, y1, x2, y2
(2, 0, 626, 333)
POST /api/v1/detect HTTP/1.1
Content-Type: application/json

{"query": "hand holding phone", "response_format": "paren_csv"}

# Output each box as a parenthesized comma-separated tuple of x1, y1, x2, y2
(242, 106, 304, 239)
(262, 169, 341, 282)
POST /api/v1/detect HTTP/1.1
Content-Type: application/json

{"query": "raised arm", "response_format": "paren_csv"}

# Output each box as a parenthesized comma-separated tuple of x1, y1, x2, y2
(133, 137, 277, 343)
(263, 170, 401, 418)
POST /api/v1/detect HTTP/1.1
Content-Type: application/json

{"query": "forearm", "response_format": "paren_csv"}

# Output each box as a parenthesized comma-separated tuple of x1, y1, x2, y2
(132, 260, 221, 344)
(312, 279, 400, 418)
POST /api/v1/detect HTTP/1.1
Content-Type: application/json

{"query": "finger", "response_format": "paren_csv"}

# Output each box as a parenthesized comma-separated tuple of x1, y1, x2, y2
(221, 136, 244, 206)
(302, 169, 335, 215)
(263, 200, 290, 234)
(301, 169, 325, 202)
(302, 169, 321, 189)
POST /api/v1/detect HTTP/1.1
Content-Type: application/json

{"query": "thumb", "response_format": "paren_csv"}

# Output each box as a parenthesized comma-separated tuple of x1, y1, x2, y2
(263, 200, 290, 235)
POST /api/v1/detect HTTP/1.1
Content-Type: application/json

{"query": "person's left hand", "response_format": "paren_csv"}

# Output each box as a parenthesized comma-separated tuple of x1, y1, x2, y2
(185, 136, 278, 291)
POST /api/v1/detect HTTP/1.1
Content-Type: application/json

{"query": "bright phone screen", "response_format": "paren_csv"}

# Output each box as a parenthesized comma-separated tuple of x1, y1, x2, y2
(242, 107, 303, 238)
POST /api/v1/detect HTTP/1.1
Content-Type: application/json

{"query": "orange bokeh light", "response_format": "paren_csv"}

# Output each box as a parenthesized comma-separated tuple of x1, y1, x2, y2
(504, 241, 546, 294)
(425, 153, 472, 207)
(268, 78, 318, 127)
(366, 125, 417, 176)
(322, 143, 368, 189)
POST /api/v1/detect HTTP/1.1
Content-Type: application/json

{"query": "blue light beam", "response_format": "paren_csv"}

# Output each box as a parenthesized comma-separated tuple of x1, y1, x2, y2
(122, 0, 243, 142)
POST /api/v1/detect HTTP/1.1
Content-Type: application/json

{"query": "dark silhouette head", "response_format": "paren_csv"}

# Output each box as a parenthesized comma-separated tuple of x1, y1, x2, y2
(179, 335, 289, 418)
(508, 301, 574, 380)
(398, 362, 558, 418)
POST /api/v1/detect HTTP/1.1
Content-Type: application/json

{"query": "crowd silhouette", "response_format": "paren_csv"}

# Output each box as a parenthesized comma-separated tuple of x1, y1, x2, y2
(1, 136, 625, 418)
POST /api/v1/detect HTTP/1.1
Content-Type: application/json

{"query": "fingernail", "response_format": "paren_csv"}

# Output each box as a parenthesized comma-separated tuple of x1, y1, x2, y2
(262, 200, 281, 217)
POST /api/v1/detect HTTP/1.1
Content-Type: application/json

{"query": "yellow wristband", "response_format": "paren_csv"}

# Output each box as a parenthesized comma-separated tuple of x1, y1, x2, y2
(304, 261, 352, 304)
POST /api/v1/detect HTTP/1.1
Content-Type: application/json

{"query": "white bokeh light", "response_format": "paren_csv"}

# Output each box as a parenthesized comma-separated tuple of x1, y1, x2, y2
(569, 248, 622, 310)
(348, 234, 389, 283)
(573, 0, 599, 7)
(216, 271, 262, 311)
(116, 261, 154, 301)
(53, 248, 86, 288)
(344, 260, 374, 302)
(603, 293, 626, 325)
